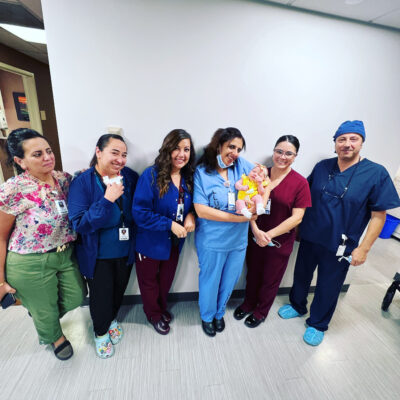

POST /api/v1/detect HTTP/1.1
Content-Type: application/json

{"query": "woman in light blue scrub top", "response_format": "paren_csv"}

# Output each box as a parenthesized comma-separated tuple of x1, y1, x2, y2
(194, 127, 256, 337)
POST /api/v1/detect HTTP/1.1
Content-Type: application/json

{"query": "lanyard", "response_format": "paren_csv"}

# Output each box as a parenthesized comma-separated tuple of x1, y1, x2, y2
(176, 180, 185, 224)
(178, 183, 184, 205)
(94, 169, 125, 227)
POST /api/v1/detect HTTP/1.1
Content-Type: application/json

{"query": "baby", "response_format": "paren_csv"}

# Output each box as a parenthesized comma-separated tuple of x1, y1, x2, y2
(235, 164, 269, 219)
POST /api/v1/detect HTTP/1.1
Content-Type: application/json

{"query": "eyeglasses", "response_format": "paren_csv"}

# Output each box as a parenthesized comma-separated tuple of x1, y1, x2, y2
(273, 149, 297, 158)
(322, 174, 349, 199)
(321, 159, 361, 200)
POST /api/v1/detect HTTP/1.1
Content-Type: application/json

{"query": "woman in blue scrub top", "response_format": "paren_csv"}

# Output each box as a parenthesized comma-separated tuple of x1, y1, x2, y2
(69, 134, 138, 358)
(194, 127, 257, 337)
(133, 129, 195, 336)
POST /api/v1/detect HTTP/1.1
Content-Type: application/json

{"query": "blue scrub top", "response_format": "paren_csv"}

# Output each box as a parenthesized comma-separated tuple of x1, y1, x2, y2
(194, 157, 254, 252)
(300, 157, 400, 254)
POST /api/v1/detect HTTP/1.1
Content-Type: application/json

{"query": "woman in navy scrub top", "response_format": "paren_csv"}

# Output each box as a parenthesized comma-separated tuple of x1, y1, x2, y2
(132, 129, 195, 335)
(194, 127, 257, 337)
(234, 135, 311, 327)
(69, 134, 138, 358)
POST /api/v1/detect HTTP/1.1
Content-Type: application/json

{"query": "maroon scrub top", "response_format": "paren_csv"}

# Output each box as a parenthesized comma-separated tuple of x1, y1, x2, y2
(250, 168, 312, 244)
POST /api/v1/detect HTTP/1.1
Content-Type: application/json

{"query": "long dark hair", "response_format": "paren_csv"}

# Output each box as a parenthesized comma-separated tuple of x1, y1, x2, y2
(89, 134, 126, 167)
(154, 129, 195, 197)
(6, 128, 48, 174)
(197, 127, 246, 173)
(274, 135, 300, 153)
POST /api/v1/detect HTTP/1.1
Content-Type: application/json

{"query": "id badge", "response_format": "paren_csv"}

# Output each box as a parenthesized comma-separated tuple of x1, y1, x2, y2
(336, 244, 346, 256)
(265, 199, 271, 215)
(119, 227, 130, 241)
(176, 203, 184, 222)
(228, 191, 236, 211)
(55, 200, 68, 216)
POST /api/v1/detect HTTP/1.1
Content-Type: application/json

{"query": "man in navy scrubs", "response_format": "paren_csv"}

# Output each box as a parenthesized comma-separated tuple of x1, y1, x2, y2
(278, 120, 400, 346)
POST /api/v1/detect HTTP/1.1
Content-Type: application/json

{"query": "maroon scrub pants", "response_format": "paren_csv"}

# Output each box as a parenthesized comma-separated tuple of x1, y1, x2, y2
(135, 245, 179, 322)
(240, 234, 295, 320)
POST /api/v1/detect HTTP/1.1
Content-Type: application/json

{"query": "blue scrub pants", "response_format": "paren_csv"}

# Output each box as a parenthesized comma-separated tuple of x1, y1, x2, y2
(289, 239, 349, 332)
(198, 247, 246, 322)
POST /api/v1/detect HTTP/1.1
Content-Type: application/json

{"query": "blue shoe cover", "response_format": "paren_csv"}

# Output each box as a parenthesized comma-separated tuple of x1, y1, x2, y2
(303, 327, 324, 346)
(278, 304, 300, 319)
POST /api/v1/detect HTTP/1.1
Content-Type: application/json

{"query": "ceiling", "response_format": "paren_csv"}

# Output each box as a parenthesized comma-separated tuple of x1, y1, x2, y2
(0, 0, 399, 66)
(264, 0, 400, 29)
(0, 0, 47, 64)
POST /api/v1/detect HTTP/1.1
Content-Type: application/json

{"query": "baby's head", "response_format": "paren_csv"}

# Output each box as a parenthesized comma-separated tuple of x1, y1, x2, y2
(249, 164, 267, 180)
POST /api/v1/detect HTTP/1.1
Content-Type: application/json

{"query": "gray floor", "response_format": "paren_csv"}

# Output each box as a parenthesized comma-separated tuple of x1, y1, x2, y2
(1, 237, 400, 400)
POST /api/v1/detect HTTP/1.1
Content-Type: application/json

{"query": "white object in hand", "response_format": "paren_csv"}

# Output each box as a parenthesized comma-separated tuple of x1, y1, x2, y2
(103, 175, 123, 185)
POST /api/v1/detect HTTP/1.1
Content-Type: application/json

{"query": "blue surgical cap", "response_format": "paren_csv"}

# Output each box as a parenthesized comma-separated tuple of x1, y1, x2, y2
(333, 120, 365, 142)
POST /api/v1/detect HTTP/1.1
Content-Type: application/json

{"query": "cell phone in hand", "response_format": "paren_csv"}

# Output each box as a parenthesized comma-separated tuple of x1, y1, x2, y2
(1, 292, 16, 309)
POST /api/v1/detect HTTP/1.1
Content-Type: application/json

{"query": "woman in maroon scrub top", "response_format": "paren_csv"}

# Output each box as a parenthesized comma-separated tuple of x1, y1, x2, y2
(234, 135, 312, 327)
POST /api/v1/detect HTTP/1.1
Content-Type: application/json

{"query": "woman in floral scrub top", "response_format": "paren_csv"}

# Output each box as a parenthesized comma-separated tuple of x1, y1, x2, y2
(0, 129, 86, 361)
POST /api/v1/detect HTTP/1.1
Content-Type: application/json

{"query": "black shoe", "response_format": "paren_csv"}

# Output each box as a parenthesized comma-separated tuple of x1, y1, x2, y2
(150, 318, 170, 335)
(233, 306, 250, 321)
(382, 281, 399, 311)
(213, 317, 225, 332)
(202, 320, 216, 337)
(51, 339, 73, 361)
(244, 313, 265, 328)
(161, 310, 173, 323)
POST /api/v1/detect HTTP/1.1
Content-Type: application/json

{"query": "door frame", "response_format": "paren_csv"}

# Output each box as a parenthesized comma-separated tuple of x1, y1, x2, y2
(0, 62, 42, 182)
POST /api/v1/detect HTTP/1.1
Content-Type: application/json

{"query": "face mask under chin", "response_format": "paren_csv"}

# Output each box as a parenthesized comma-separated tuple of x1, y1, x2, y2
(217, 154, 234, 169)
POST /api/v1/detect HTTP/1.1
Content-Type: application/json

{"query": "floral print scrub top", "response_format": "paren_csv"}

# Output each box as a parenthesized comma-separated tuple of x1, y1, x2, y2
(0, 171, 76, 254)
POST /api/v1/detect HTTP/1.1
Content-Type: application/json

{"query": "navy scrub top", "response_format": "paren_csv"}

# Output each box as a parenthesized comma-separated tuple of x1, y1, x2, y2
(300, 157, 400, 254)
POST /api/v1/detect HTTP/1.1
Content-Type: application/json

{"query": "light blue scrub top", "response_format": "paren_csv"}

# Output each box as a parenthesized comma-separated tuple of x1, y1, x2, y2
(300, 158, 400, 254)
(194, 157, 254, 252)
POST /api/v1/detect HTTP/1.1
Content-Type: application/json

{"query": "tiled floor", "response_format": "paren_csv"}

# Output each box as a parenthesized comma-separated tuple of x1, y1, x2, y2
(1, 237, 399, 400)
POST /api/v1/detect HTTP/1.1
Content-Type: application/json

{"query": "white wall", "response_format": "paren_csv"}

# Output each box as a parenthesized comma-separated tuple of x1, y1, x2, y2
(42, 0, 400, 294)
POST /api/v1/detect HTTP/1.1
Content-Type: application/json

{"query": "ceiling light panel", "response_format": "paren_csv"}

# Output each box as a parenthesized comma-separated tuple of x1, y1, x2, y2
(0, 23, 46, 44)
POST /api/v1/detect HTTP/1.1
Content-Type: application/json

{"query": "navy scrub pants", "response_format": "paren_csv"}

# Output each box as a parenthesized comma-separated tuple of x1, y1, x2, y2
(289, 239, 350, 332)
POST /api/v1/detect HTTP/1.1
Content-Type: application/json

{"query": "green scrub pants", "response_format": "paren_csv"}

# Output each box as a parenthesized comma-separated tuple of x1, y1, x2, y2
(6, 246, 86, 344)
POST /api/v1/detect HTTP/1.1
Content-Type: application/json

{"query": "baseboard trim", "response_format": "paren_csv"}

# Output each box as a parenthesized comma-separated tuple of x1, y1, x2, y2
(82, 284, 350, 306)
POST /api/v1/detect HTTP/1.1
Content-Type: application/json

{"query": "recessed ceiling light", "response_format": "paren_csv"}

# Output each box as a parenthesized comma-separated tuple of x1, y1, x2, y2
(344, 0, 364, 5)
(0, 23, 46, 44)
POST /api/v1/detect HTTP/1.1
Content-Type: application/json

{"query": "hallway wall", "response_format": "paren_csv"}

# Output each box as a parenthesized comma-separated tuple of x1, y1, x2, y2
(42, 0, 400, 294)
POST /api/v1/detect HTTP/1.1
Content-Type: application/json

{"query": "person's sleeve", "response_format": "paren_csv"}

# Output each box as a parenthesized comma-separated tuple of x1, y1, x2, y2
(307, 165, 316, 187)
(68, 174, 115, 233)
(123, 166, 139, 193)
(58, 171, 73, 197)
(0, 179, 26, 216)
(132, 168, 173, 231)
(193, 168, 209, 206)
(368, 167, 400, 211)
(293, 177, 312, 208)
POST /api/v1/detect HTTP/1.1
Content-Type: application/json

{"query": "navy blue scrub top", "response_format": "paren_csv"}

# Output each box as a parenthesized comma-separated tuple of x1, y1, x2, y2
(300, 157, 400, 254)
(95, 175, 132, 259)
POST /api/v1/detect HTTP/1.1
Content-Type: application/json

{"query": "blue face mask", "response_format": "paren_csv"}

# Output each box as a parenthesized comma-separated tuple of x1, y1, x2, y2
(217, 154, 234, 169)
